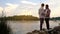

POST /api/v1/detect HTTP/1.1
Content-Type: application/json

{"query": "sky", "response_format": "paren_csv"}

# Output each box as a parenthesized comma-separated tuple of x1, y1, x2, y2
(0, 0, 60, 17)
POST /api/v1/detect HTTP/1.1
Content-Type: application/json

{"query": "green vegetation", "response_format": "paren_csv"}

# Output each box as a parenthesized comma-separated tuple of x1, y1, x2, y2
(1, 15, 60, 21)
(6, 15, 39, 21)
(50, 17, 60, 20)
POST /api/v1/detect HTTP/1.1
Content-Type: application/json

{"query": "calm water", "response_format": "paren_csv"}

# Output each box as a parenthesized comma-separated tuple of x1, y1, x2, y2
(7, 21, 60, 34)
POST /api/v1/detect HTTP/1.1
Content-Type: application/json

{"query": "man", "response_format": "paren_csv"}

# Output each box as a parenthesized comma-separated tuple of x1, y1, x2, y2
(38, 3, 45, 30)
(44, 4, 51, 30)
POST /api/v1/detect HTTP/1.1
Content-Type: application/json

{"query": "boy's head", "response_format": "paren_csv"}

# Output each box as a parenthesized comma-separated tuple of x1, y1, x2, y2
(41, 3, 44, 7)
(46, 4, 49, 9)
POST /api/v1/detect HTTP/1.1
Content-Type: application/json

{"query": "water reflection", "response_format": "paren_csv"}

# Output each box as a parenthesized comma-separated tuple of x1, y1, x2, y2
(7, 21, 59, 34)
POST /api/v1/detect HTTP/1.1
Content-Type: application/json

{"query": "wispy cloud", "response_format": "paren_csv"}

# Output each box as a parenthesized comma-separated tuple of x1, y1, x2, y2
(5, 3, 19, 16)
(21, 1, 37, 5)
(0, 7, 3, 17)
(20, 10, 32, 15)
(6, 3, 19, 7)
(0, 7, 3, 12)
(5, 3, 19, 12)
(44, 0, 60, 17)
(1, 0, 60, 17)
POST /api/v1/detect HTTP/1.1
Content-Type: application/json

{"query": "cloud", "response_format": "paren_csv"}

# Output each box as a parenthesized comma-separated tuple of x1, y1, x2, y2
(2, 0, 60, 17)
(13, 1, 38, 16)
(20, 0, 26, 1)
(0, 7, 3, 12)
(0, 7, 3, 17)
(42, 0, 60, 17)
(20, 10, 32, 15)
(6, 3, 19, 8)
(14, 5, 33, 15)
(5, 3, 19, 16)
(21, 1, 37, 5)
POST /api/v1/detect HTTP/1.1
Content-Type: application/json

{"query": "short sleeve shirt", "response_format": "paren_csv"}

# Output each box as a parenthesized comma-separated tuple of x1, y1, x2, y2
(39, 7, 45, 18)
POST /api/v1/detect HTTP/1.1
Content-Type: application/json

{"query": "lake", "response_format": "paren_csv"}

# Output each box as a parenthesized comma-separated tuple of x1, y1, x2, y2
(7, 21, 60, 34)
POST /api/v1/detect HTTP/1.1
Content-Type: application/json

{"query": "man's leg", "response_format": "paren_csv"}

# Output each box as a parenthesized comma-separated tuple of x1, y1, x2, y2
(40, 18, 44, 30)
(45, 18, 50, 30)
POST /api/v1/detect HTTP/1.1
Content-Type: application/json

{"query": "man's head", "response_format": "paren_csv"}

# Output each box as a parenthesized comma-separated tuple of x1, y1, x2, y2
(41, 3, 44, 7)
(46, 4, 49, 9)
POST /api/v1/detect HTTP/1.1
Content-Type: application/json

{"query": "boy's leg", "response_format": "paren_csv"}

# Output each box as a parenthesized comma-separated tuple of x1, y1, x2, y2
(40, 18, 44, 30)
(45, 18, 50, 30)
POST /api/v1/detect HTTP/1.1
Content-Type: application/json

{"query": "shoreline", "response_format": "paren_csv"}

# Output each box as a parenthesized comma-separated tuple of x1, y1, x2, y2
(26, 26, 60, 34)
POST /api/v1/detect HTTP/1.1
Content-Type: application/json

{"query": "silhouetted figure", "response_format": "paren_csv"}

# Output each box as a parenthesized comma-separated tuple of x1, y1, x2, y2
(38, 3, 45, 30)
(39, 4, 51, 30)
(44, 4, 51, 30)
